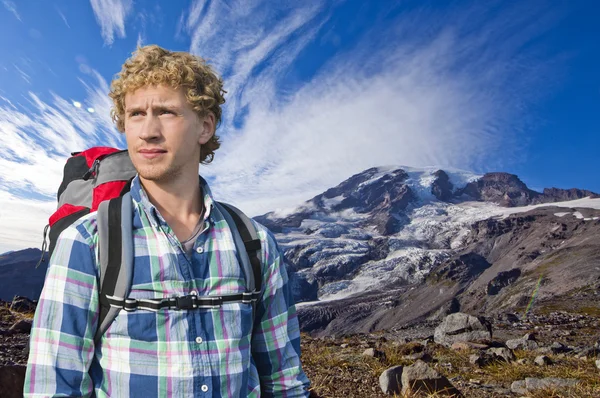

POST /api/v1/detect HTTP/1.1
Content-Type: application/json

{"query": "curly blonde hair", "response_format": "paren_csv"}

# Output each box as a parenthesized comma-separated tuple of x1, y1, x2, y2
(109, 45, 226, 164)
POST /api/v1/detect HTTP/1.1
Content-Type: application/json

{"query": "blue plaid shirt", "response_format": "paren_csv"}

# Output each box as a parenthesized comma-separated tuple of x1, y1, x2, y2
(25, 176, 310, 397)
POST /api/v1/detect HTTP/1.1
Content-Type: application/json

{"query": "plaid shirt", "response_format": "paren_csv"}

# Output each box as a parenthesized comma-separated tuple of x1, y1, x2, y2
(25, 176, 310, 397)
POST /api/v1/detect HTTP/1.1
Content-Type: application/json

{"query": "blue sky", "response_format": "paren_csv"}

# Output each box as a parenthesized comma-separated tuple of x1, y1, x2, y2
(0, 0, 599, 252)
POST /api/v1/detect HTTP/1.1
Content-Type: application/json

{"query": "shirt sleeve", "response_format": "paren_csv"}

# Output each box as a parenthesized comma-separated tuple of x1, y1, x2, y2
(251, 224, 311, 398)
(24, 219, 100, 397)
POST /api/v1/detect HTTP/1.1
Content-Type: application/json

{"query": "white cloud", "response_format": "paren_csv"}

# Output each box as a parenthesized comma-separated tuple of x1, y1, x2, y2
(0, 71, 124, 251)
(0, 191, 54, 254)
(89, 0, 133, 45)
(0, 1, 561, 251)
(56, 6, 70, 28)
(2, 0, 20, 21)
(185, 1, 558, 217)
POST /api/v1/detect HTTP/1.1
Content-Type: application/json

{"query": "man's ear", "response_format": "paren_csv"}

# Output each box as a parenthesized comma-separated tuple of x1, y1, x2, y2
(199, 112, 216, 145)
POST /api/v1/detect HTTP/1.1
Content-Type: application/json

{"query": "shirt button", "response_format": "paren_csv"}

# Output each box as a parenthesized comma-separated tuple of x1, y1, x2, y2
(196, 246, 204, 254)
(196, 336, 203, 344)
(201, 385, 209, 392)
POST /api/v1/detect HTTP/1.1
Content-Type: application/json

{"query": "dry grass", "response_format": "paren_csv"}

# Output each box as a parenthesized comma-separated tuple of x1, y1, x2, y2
(300, 334, 600, 398)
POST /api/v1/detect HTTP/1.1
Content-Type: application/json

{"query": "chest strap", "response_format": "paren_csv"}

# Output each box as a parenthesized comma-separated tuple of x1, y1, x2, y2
(103, 291, 261, 312)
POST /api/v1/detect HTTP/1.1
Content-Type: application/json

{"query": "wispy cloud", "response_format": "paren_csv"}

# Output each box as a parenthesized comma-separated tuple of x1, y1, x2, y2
(179, 1, 560, 216)
(89, 0, 133, 45)
(55, 6, 70, 29)
(2, 0, 20, 21)
(0, 71, 124, 252)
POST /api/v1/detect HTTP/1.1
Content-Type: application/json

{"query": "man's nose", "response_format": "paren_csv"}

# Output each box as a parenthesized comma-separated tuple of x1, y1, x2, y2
(139, 114, 161, 140)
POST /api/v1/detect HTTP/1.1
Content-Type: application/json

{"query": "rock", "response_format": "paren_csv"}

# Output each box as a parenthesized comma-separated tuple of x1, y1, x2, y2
(0, 365, 26, 398)
(486, 347, 516, 363)
(534, 355, 553, 366)
(510, 380, 527, 395)
(469, 353, 489, 367)
(523, 333, 537, 341)
(516, 358, 527, 365)
(434, 313, 492, 347)
(340, 343, 349, 348)
(9, 319, 32, 334)
(573, 346, 594, 358)
(363, 348, 385, 360)
(451, 341, 490, 351)
(506, 338, 539, 350)
(431, 170, 454, 202)
(401, 360, 463, 396)
(9, 296, 36, 313)
(596, 359, 600, 370)
(379, 365, 404, 395)
(550, 341, 571, 354)
(511, 377, 579, 394)
(536, 347, 552, 355)
(486, 269, 521, 295)
(502, 313, 520, 323)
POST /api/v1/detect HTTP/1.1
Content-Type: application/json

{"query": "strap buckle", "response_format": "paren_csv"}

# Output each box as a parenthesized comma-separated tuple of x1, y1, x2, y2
(242, 291, 260, 304)
(175, 295, 196, 310)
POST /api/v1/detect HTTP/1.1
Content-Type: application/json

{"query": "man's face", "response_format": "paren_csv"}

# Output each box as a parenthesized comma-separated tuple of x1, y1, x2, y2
(124, 85, 214, 184)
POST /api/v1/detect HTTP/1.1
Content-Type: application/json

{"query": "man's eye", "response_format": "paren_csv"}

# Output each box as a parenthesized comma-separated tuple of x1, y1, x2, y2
(160, 110, 175, 115)
(129, 111, 142, 117)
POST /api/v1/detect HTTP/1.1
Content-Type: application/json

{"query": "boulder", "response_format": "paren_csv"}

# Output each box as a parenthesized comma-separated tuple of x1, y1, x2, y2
(434, 313, 492, 347)
(534, 355, 553, 366)
(511, 377, 579, 394)
(0, 365, 26, 398)
(362, 348, 385, 360)
(379, 365, 403, 395)
(401, 360, 463, 396)
(506, 338, 539, 350)
(550, 341, 571, 354)
(486, 347, 516, 363)
(469, 353, 489, 367)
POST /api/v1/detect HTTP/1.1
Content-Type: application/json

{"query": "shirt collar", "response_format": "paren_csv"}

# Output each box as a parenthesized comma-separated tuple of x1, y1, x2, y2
(129, 174, 216, 227)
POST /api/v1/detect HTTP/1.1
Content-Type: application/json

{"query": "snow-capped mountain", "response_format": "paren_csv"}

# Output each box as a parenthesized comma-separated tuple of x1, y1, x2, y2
(2, 166, 599, 335)
(254, 166, 600, 335)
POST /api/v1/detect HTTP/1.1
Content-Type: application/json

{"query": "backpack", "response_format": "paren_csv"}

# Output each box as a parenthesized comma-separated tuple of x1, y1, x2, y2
(39, 147, 263, 343)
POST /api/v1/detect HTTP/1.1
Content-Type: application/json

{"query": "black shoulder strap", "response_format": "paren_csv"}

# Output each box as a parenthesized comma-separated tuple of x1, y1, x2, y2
(95, 192, 134, 343)
(93, 195, 262, 343)
(218, 202, 262, 294)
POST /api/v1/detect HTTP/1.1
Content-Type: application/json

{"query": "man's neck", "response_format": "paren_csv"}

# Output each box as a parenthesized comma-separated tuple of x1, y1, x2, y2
(140, 170, 204, 242)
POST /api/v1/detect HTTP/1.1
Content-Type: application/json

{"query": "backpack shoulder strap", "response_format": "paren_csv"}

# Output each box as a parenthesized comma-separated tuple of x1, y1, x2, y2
(95, 192, 134, 343)
(215, 202, 262, 295)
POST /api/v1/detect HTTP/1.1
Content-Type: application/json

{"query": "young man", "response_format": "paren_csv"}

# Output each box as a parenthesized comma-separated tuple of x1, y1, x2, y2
(24, 45, 310, 397)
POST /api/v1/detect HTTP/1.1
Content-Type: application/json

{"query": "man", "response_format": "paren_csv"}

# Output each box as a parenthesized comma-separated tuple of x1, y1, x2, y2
(25, 45, 310, 397)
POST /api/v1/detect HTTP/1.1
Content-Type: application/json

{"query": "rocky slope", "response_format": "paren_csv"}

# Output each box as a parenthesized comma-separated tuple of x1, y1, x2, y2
(253, 166, 600, 336)
(1, 166, 599, 338)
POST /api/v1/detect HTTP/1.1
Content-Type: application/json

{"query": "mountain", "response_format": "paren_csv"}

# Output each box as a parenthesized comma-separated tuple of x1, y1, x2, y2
(253, 167, 600, 335)
(1, 166, 598, 336)
(0, 248, 48, 301)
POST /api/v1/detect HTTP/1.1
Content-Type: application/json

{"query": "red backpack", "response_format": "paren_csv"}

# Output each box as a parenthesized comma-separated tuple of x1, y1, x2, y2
(45, 147, 136, 256)
(38, 147, 262, 342)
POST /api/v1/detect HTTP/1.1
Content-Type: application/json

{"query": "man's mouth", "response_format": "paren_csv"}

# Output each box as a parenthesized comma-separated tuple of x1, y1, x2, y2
(139, 148, 167, 159)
